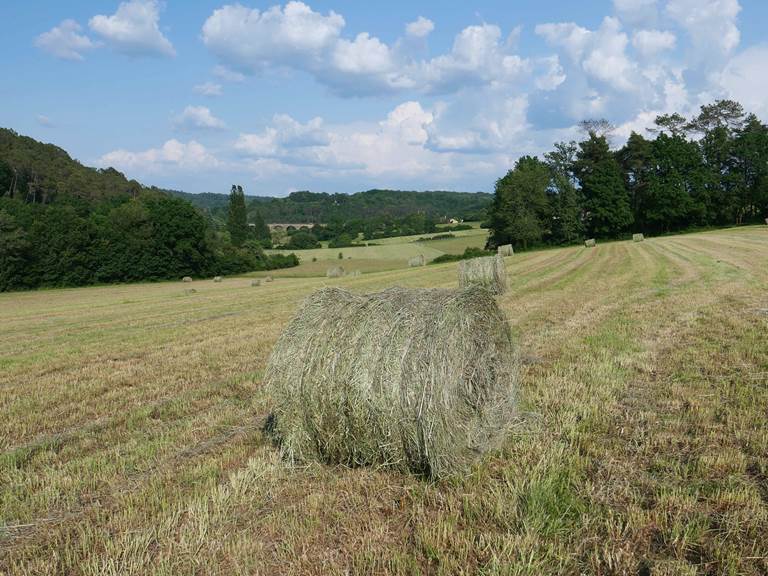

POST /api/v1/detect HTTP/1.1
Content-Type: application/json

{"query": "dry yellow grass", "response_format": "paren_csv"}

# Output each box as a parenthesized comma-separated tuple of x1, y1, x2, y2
(1, 227, 767, 575)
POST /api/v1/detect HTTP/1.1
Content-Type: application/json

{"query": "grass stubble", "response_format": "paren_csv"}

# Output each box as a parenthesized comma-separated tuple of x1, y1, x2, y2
(0, 227, 766, 575)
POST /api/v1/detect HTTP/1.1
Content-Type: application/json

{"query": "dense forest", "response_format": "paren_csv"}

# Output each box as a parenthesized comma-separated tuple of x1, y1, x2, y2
(0, 129, 296, 292)
(486, 100, 768, 250)
(168, 188, 492, 224)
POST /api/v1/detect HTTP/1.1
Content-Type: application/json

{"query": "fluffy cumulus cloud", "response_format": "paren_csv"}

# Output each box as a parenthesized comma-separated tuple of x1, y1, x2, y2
(99, 140, 219, 173)
(632, 29, 676, 57)
(718, 45, 768, 119)
(193, 82, 223, 97)
(173, 106, 226, 130)
(406, 17, 434, 38)
(666, 0, 740, 57)
(89, 0, 175, 57)
(613, 0, 659, 27)
(35, 19, 96, 60)
(235, 115, 330, 158)
(201, 2, 528, 96)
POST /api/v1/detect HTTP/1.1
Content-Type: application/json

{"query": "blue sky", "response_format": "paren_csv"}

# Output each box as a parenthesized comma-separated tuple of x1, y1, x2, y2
(1, 1, 766, 196)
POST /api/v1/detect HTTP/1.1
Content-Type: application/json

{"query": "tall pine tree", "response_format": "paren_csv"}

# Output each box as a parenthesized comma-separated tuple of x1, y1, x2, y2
(227, 185, 248, 247)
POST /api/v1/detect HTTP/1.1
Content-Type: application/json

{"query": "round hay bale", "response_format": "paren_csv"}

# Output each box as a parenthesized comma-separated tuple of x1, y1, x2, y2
(182, 276, 193, 283)
(497, 244, 514, 257)
(326, 266, 345, 278)
(585, 239, 596, 248)
(264, 276, 273, 283)
(457, 254, 507, 295)
(213, 276, 223, 283)
(632, 233, 644, 242)
(408, 254, 426, 267)
(184, 288, 197, 295)
(350, 270, 362, 277)
(251, 279, 261, 287)
(264, 286, 518, 479)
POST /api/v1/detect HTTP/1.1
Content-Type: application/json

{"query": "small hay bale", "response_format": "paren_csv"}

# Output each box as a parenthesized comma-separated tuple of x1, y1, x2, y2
(264, 276, 273, 283)
(182, 276, 193, 283)
(632, 233, 644, 242)
(457, 254, 507, 295)
(184, 288, 197, 295)
(251, 279, 261, 287)
(408, 254, 426, 267)
(264, 286, 518, 479)
(585, 239, 596, 248)
(326, 266, 345, 278)
(350, 270, 362, 277)
(765, 218, 768, 225)
(213, 276, 223, 283)
(497, 244, 514, 257)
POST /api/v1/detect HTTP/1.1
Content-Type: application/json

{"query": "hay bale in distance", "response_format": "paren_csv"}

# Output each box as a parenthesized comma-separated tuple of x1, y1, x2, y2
(497, 244, 514, 257)
(326, 266, 345, 278)
(264, 286, 518, 479)
(408, 254, 426, 267)
(350, 270, 362, 277)
(632, 233, 644, 242)
(264, 276, 273, 283)
(585, 239, 596, 248)
(213, 276, 223, 283)
(765, 218, 768, 225)
(182, 276, 193, 283)
(457, 254, 507, 295)
(184, 288, 197, 295)
(251, 279, 261, 287)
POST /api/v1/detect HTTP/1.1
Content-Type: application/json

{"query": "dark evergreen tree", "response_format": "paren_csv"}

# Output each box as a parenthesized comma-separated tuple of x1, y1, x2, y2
(227, 185, 248, 247)
(574, 133, 633, 237)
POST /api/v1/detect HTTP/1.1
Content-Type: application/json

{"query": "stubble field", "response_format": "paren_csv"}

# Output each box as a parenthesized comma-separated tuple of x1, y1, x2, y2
(1, 227, 767, 575)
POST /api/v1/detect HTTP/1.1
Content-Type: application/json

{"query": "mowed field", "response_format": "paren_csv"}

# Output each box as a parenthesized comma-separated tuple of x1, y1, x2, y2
(263, 226, 489, 277)
(1, 227, 768, 575)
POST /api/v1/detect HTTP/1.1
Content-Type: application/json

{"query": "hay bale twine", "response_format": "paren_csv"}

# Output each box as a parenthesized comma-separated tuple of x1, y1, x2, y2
(326, 266, 345, 278)
(182, 276, 193, 283)
(497, 244, 514, 257)
(213, 276, 223, 283)
(264, 276, 273, 283)
(408, 254, 426, 267)
(457, 254, 507, 295)
(264, 286, 518, 478)
(251, 279, 261, 287)
(632, 233, 644, 242)
(585, 239, 596, 248)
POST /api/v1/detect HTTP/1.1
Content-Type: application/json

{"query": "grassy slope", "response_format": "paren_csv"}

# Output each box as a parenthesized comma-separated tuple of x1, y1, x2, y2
(1, 227, 767, 575)
(265, 226, 489, 269)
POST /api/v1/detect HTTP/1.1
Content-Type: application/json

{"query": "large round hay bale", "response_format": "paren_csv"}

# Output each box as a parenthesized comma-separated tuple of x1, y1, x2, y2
(182, 276, 193, 283)
(264, 276, 273, 283)
(251, 279, 261, 287)
(497, 244, 514, 257)
(408, 254, 426, 267)
(585, 238, 596, 248)
(213, 276, 223, 283)
(326, 266, 345, 278)
(632, 233, 644, 242)
(457, 254, 507, 295)
(264, 286, 518, 479)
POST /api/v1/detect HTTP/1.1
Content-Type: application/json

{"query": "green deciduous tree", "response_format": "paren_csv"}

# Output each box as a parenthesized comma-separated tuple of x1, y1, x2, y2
(227, 184, 248, 247)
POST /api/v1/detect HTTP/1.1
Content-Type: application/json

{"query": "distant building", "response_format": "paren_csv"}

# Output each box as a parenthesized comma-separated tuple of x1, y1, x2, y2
(268, 223, 317, 232)
(448, 218, 462, 224)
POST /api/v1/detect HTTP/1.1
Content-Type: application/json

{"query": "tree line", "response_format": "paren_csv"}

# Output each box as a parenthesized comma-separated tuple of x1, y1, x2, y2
(486, 100, 768, 250)
(0, 130, 297, 292)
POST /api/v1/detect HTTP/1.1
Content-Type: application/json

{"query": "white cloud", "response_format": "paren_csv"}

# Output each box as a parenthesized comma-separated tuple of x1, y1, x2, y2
(213, 65, 245, 82)
(535, 22, 592, 61)
(666, 0, 741, 58)
(581, 18, 637, 92)
(35, 19, 96, 61)
(535, 56, 567, 91)
(99, 140, 219, 173)
(632, 29, 676, 57)
(173, 106, 226, 130)
(202, 2, 344, 71)
(235, 114, 330, 157)
(719, 45, 768, 119)
(89, 0, 175, 57)
(613, 0, 658, 26)
(406, 17, 434, 38)
(193, 82, 223, 96)
(201, 2, 527, 96)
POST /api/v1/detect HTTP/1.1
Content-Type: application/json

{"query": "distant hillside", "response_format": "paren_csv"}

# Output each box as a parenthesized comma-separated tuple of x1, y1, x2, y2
(166, 189, 493, 224)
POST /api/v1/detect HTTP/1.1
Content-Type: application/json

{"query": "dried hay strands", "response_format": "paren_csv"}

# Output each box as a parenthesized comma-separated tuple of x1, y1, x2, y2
(632, 233, 644, 242)
(408, 254, 426, 267)
(457, 254, 507, 295)
(585, 239, 596, 248)
(264, 286, 519, 479)
(326, 267, 345, 278)
(497, 244, 514, 257)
